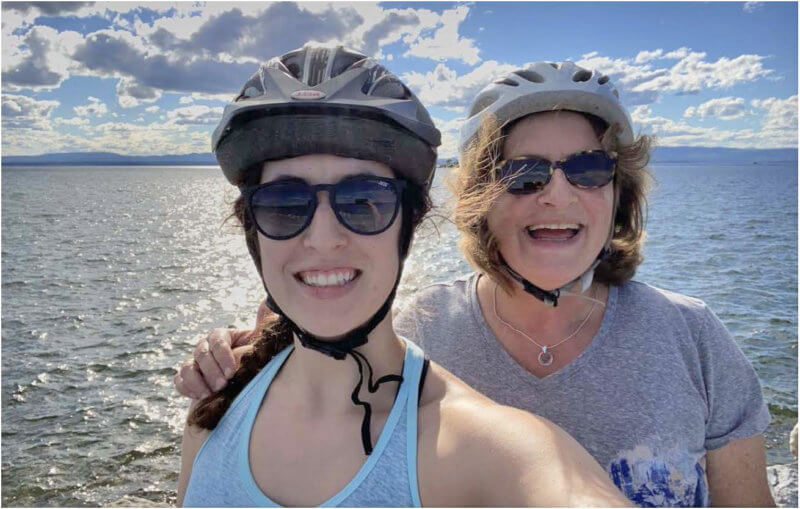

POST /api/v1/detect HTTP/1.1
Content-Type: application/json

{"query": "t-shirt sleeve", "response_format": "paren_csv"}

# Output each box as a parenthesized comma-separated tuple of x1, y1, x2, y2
(699, 306, 771, 450)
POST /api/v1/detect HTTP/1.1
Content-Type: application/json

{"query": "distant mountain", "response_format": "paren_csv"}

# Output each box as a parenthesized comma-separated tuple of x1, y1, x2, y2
(2, 147, 796, 166)
(1, 152, 217, 166)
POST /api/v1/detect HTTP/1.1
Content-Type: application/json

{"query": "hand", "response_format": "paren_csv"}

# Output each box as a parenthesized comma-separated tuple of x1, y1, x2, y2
(174, 300, 269, 399)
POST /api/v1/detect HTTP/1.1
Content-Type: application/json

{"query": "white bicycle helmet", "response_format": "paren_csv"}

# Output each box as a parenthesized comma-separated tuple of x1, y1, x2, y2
(459, 61, 633, 162)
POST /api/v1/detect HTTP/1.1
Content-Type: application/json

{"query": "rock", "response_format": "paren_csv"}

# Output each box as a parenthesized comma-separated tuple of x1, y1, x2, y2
(108, 495, 169, 507)
(768, 462, 798, 508)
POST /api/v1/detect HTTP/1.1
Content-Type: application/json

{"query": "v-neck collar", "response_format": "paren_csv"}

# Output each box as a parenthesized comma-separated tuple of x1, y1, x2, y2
(468, 272, 619, 387)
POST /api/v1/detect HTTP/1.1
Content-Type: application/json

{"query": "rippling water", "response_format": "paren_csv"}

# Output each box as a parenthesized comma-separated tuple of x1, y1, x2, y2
(2, 163, 797, 506)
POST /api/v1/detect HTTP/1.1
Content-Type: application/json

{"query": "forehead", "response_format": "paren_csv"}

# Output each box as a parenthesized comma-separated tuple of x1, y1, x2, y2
(503, 111, 602, 160)
(260, 154, 394, 184)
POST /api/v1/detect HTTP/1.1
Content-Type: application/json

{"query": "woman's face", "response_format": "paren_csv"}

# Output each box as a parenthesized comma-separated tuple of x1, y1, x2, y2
(257, 154, 401, 338)
(487, 111, 614, 291)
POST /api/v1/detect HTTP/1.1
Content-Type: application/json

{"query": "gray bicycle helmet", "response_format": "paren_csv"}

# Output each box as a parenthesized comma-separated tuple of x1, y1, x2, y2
(459, 61, 633, 161)
(213, 44, 440, 189)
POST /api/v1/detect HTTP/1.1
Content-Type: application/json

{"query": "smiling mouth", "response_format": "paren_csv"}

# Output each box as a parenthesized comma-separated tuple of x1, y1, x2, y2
(526, 223, 583, 241)
(294, 269, 361, 287)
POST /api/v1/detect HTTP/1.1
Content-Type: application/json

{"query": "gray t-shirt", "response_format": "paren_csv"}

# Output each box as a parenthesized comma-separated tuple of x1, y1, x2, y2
(395, 272, 770, 507)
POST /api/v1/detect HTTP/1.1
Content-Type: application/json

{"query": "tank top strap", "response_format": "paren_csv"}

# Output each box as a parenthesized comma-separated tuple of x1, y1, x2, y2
(401, 338, 426, 507)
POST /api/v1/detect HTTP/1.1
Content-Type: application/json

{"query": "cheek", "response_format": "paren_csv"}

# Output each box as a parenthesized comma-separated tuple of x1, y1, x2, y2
(256, 235, 292, 281)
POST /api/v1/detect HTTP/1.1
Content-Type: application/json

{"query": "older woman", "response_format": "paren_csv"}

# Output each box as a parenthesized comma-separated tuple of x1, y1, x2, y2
(176, 61, 773, 507)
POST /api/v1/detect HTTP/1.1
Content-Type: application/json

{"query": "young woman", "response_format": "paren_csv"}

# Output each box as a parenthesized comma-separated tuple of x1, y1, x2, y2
(177, 59, 773, 506)
(177, 45, 628, 507)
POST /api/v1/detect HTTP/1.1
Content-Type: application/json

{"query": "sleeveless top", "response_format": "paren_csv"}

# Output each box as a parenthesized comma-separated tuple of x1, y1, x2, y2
(183, 338, 426, 507)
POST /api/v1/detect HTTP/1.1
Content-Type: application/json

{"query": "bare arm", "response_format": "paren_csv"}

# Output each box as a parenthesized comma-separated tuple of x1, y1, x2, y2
(417, 371, 629, 507)
(176, 402, 210, 506)
(706, 434, 775, 507)
(479, 407, 631, 507)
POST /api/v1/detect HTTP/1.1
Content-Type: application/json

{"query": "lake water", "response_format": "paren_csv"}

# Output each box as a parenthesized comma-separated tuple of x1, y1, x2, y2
(2, 163, 797, 506)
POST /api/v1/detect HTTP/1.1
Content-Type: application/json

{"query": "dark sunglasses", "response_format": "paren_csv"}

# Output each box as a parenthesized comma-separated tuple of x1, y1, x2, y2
(496, 149, 617, 194)
(245, 176, 405, 240)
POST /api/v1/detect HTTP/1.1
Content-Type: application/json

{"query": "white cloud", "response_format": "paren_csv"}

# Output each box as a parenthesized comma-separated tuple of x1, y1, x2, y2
(179, 96, 194, 104)
(751, 95, 798, 131)
(403, 60, 519, 109)
(2, 25, 84, 90)
(145, 105, 160, 113)
(166, 105, 224, 125)
(1, 93, 59, 129)
(403, 6, 480, 65)
(743, 2, 764, 13)
(633, 104, 795, 148)
(683, 97, 747, 120)
(74, 97, 108, 117)
(634, 49, 663, 64)
(54, 116, 90, 126)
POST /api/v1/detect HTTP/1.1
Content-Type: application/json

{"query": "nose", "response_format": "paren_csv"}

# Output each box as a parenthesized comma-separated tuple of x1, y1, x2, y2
(536, 168, 577, 207)
(301, 191, 348, 251)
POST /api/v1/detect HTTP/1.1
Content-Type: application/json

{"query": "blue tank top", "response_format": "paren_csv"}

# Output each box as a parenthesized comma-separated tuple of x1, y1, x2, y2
(183, 338, 425, 507)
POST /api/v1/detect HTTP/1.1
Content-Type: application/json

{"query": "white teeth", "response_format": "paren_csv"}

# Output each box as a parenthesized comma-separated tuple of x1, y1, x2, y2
(527, 223, 581, 231)
(299, 270, 356, 287)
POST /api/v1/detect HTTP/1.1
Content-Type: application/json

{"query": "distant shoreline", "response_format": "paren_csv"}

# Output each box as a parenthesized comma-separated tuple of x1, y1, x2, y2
(2, 146, 797, 167)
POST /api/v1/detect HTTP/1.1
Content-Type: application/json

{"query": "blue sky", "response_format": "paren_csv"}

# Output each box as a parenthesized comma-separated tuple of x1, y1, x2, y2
(1, 1, 797, 157)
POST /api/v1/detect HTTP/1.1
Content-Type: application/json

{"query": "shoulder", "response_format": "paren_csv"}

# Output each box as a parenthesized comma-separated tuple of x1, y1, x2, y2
(617, 280, 717, 337)
(397, 272, 476, 314)
(394, 273, 478, 344)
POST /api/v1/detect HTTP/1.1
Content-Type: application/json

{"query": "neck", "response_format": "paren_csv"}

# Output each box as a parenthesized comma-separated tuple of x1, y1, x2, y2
(279, 313, 405, 416)
(483, 274, 608, 345)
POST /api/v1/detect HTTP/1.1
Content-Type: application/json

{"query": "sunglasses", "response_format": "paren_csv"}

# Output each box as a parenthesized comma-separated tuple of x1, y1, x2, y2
(496, 150, 617, 194)
(245, 176, 405, 240)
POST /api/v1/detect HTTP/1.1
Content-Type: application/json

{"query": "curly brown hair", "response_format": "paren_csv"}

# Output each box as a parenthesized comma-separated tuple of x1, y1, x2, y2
(188, 170, 432, 430)
(450, 111, 654, 294)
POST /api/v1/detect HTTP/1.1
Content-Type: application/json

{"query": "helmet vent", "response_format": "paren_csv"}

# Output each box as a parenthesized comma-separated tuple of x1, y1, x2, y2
(598, 75, 610, 85)
(494, 77, 518, 87)
(613, 89, 619, 98)
(468, 91, 500, 118)
(234, 73, 265, 102)
(548, 62, 559, 69)
(369, 75, 409, 99)
(514, 70, 544, 84)
(572, 70, 592, 82)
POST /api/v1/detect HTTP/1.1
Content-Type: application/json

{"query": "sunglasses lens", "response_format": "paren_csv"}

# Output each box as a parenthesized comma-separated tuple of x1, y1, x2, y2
(562, 151, 615, 187)
(250, 181, 313, 239)
(334, 179, 399, 234)
(503, 159, 551, 194)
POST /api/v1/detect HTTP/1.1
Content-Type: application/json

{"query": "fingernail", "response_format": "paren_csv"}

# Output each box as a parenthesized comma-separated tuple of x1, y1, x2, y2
(224, 368, 234, 378)
(203, 391, 212, 399)
(214, 380, 226, 391)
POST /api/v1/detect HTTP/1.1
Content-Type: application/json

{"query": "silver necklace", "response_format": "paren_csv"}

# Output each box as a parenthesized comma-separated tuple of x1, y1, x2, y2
(492, 282, 597, 367)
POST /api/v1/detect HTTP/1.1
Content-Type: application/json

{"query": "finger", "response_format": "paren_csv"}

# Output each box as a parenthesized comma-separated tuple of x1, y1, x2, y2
(208, 331, 238, 379)
(179, 362, 213, 399)
(173, 372, 193, 398)
(195, 341, 228, 393)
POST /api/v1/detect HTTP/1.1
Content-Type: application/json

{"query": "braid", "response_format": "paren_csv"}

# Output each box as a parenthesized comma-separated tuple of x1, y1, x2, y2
(187, 314, 293, 429)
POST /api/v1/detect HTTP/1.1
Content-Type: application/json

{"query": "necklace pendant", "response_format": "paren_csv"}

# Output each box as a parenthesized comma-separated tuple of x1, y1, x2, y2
(538, 346, 553, 366)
